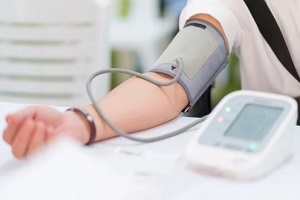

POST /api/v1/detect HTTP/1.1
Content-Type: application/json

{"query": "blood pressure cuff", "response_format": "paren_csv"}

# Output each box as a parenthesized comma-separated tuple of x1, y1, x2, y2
(149, 20, 229, 112)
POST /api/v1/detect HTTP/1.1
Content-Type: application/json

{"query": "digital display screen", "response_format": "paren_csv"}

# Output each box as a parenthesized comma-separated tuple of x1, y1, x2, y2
(225, 104, 283, 142)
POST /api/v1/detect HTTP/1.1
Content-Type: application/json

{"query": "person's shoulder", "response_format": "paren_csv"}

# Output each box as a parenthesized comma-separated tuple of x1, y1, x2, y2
(185, 0, 247, 16)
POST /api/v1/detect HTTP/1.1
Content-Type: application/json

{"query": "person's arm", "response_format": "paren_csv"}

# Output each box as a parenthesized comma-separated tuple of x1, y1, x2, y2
(3, 14, 228, 159)
(81, 14, 228, 143)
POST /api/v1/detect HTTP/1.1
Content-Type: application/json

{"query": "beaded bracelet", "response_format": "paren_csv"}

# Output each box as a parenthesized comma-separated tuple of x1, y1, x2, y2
(66, 107, 96, 145)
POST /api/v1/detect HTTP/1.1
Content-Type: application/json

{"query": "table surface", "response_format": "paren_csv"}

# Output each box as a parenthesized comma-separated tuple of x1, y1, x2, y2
(0, 102, 299, 200)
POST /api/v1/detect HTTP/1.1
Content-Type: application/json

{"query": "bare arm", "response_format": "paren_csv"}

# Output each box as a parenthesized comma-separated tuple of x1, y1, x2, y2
(82, 14, 228, 143)
(3, 14, 228, 159)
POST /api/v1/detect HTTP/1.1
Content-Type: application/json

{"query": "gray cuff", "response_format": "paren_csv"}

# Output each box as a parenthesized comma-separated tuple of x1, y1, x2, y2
(149, 20, 229, 112)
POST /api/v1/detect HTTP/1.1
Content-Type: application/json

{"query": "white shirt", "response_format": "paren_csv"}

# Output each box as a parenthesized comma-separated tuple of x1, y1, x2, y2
(179, 0, 300, 97)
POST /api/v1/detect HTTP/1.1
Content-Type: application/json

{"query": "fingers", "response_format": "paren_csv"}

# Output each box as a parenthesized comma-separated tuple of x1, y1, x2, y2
(2, 107, 58, 159)
(26, 122, 46, 157)
(10, 120, 50, 159)
(11, 118, 36, 159)
(3, 107, 37, 144)
(3, 114, 26, 145)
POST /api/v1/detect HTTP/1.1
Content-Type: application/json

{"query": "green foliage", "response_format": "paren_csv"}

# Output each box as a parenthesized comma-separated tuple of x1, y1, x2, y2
(212, 53, 241, 106)
(117, 0, 131, 17)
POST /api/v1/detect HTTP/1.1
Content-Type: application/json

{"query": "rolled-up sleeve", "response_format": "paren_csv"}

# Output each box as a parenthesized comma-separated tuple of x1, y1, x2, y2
(179, 0, 241, 52)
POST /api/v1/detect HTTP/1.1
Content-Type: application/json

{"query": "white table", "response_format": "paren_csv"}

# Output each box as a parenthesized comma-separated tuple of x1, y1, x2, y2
(0, 102, 299, 200)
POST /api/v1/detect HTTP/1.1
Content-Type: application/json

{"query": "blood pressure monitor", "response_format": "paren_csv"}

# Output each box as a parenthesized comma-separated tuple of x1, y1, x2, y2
(185, 90, 298, 179)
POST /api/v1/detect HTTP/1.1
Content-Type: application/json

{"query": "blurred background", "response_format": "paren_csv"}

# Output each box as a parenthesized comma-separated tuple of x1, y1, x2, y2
(109, 0, 241, 106)
(0, 0, 240, 108)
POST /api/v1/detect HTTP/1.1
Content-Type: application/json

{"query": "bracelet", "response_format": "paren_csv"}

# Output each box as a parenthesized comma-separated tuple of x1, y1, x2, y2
(65, 107, 96, 145)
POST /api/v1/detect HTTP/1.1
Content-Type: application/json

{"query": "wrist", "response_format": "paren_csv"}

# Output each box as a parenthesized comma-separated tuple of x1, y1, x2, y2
(65, 108, 96, 145)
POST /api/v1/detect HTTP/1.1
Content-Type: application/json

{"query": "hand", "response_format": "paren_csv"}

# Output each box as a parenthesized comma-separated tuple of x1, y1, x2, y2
(2, 106, 90, 159)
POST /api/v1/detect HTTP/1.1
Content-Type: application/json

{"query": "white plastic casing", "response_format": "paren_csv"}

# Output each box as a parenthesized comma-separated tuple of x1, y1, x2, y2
(185, 90, 298, 180)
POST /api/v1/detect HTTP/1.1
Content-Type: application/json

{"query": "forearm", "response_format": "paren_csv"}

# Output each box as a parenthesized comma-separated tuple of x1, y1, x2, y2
(84, 72, 188, 141)
(80, 14, 227, 143)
